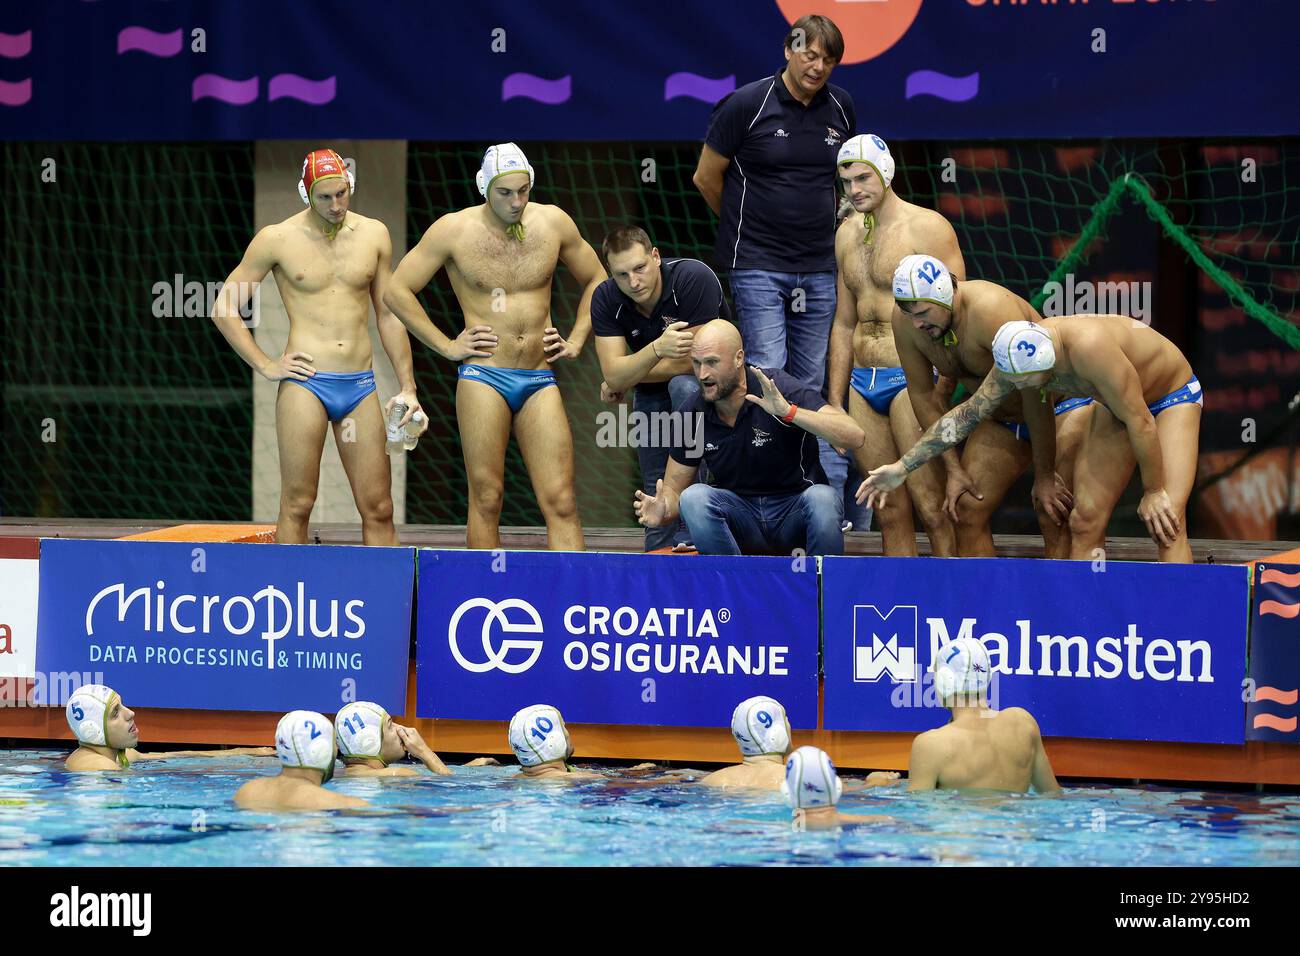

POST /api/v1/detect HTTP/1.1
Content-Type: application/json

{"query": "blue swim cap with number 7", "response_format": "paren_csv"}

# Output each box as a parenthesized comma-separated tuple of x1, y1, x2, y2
(893, 254, 954, 309)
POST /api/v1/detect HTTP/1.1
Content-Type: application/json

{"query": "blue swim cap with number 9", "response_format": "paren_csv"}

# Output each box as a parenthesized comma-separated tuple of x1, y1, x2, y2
(509, 704, 571, 766)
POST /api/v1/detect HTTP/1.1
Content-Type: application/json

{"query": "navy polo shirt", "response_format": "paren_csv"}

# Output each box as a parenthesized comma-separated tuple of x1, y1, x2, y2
(705, 70, 855, 273)
(591, 258, 731, 396)
(670, 366, 828, 497)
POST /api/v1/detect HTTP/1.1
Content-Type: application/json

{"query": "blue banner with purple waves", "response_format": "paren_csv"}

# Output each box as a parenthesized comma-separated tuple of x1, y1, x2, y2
(35, 539, 413, 714)
(414, 549, 819, 727)
(1247, 564, 1300, 743)
(822, 557, 1249, 744)
(0, 0, 1292, 140)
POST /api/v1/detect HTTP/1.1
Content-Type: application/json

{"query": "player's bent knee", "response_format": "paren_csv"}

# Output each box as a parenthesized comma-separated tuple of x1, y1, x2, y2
(955, 499, 995, 532)
(1068, 504, 1106, 539)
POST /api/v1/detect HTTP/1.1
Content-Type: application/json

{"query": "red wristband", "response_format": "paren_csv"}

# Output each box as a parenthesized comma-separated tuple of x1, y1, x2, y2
(781, 404, 799, 424)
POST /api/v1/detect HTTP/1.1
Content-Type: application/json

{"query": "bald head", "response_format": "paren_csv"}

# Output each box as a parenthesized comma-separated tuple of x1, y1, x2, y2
(691, 319, 746, 403)
(692, 319, 743, 356)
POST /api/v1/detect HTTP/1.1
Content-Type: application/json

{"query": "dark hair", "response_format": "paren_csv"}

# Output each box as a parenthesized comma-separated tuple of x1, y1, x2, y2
(784, 15, 844, 64)
(601, 225, 654, 264)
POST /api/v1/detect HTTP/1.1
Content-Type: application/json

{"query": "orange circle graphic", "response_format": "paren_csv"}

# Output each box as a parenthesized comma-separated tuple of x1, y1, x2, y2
(775, 0, 924, 65)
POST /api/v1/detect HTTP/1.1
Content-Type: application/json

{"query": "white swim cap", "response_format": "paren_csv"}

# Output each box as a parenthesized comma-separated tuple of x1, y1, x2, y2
(992, 320, 1056, 375)
(276, 711, 338, 782)
(335, 701, 391, 763)
(730, 696, 791, 757)
(837, 133, 894, 190)
(933, 636, 992, 703)
(476, 143, 535, 198)
(781, 746, 843, 810)
(66, 684, 118, 746)
(893, 254, 954, 310)
(508, 704, 571, 767)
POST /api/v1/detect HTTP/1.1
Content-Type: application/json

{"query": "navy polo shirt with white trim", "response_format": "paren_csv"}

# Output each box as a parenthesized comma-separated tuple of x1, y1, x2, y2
(670, 366, 829, 497)
(704, 70, 855, 273)
(591, 258, 731, 396)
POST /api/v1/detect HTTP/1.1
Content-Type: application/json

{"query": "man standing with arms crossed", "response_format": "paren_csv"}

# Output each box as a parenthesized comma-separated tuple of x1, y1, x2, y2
(211, 148, 421, 546)
(828, 134, 961, 556)
(384, 143, 606, 550)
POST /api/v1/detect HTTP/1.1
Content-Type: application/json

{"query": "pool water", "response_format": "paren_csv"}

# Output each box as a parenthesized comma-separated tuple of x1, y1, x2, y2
(2, 751, 1298, 866)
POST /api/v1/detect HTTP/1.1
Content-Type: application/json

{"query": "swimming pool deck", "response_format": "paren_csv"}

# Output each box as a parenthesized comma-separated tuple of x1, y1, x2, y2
(0, 517, 1294, 563)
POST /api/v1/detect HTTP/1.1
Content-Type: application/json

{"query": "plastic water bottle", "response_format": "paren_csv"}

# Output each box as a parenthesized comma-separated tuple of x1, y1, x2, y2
(385, 401, 408, 455)
(403, 411, 426, 451)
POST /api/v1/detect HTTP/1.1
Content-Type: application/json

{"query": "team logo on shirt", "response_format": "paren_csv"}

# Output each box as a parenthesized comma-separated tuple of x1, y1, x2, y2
(824, 127, 843, 146)
(751, 427, 771, 448)
(773, 129, 789, 138)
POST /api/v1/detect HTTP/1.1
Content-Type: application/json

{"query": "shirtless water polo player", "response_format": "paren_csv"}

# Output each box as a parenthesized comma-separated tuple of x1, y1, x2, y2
(212, 148, 421, 546)
(828, 133, 962, 557)
(384, 143, 606, 550)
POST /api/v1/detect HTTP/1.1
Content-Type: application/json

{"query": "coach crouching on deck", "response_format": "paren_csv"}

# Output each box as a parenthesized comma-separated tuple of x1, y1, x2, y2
(633, 320, 863, 556)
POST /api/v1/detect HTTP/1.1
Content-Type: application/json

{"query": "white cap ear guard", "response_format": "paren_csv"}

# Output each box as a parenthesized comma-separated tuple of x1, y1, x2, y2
(837, 133, 895, 190)
(782, 746, 843, 809)
(508, 704, 571, 766)
(66, 684, 118, 746)
(992, 320, 1057, 376)
(730, 696, 791, 757)
(276, 711, 338, 781)
(335, 701, 390, 761)
(476, 142, 535, 198)
(297, 149, 356, 206)
(893, 254, 954, 309)
(933, 636, 992, 703)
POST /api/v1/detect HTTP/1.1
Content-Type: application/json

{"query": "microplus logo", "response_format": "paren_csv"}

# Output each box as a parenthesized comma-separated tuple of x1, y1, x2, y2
(50, 886, 151, 936)
(85, 581, 367, 668)
(447, 598, 786, 676)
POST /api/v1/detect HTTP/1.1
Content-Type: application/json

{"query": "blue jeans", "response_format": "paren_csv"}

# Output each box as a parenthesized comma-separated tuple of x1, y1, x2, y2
(635, 374, 700, 551)
(729, 269, 837, 390)
(818, 443, 873, 530)
(677, 484, 844, 556)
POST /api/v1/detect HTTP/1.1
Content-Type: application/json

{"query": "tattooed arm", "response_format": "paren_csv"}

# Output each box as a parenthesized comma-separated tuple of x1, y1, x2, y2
(902, 372, 1017, 471)
(857, 371, 1017, 509)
